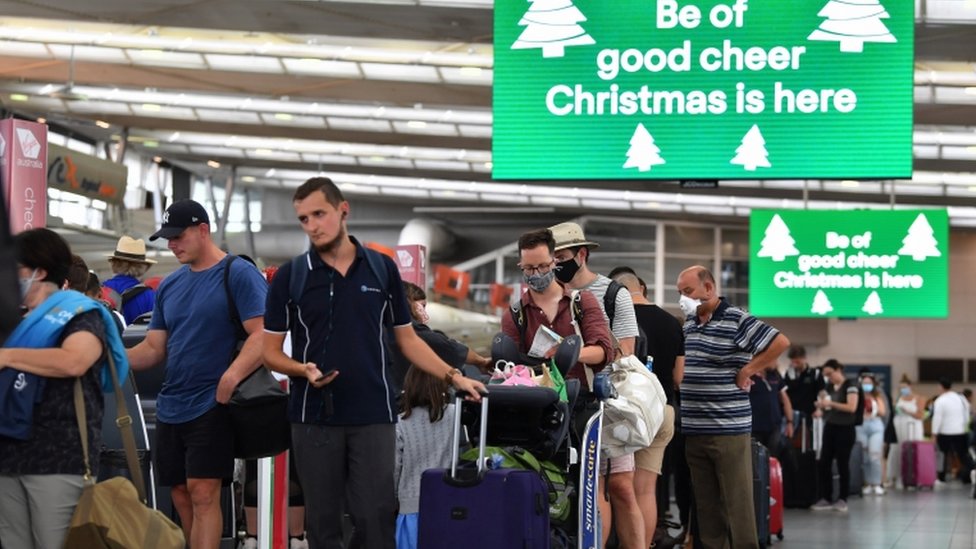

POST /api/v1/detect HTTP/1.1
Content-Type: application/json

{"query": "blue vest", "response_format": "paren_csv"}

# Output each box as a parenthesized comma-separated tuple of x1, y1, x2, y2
(0, 291, 129, 440)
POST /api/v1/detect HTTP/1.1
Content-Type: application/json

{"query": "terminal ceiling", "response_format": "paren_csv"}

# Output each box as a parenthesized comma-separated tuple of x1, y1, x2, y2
(0, 0, 974, 223)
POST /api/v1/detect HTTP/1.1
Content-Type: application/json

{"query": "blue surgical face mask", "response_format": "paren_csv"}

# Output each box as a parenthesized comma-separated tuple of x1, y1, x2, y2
(862, 383, 874, 393)
(19, 268, 38, 302)
(523, 270, 556, 293)
(900, 387, 910, 396)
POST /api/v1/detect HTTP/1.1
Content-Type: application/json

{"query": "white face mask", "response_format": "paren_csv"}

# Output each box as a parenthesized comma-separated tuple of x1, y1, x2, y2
(678, 294, 702, 317)
(19, 269, 38, 302)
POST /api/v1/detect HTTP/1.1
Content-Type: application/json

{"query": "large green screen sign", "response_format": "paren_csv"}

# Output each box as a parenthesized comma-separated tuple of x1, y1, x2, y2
(749, 209, 948, 318)
(493, 0, 914, 180)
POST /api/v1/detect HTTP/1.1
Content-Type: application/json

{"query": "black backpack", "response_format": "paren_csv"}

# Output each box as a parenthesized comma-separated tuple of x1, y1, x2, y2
(103, 284, 151, 312)
(603, 280, 648, 360)
(849, 379, 866, 426)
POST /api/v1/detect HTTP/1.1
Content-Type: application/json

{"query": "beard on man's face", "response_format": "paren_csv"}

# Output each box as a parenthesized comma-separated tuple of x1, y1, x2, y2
(313, 225, 346, 254)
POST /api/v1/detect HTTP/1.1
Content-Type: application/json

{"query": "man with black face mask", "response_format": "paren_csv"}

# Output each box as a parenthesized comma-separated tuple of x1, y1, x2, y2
(550, 222, 640, 358)
(549, 222, 647, 549)
(500, 228, 613, 382)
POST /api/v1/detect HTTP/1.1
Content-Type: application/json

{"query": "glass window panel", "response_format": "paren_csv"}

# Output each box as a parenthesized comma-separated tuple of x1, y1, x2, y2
(718, 260, 749, 291)
(584, 219, 657, 254)
(664, 257, 715, 302)
(724, 289, 750, 309)
(595, 258, 656, 291)
(665, 225, 714, 255)
(721, 228, 749, 258)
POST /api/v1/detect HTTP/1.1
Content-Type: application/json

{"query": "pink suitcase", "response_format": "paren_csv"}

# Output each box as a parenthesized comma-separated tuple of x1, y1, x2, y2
(902, 440, 937, 489)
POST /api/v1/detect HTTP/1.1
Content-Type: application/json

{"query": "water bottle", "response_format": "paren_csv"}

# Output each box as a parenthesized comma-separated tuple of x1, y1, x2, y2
(645, 356, 654, 373)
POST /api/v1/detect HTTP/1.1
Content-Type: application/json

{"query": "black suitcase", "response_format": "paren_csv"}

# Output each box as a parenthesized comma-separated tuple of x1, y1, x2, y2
(783, 417, 819, 508)
(98, 368, 158, 508)
(98, 448, 153, 487)
(752, 440, 771, 548)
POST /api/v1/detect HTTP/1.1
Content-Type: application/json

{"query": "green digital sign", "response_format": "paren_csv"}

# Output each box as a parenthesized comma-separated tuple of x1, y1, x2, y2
(749, 209, 948, 318)
(493, 0, 914, 180)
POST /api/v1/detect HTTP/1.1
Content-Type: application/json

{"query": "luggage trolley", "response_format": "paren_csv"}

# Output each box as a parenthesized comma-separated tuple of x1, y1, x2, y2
(465, 333, 615, 548)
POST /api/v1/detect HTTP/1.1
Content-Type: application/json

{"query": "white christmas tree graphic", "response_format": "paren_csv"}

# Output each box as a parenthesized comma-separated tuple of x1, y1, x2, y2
(756, 214, 799, 262)
(811, 290, 834, 315)
(622, 123, 665, 172)
(897, 213, 941, 261)
(862, 291, 884, 316)
(511, 0, 596, 59)
(807, 0, 897, 53)
(730, 125, 771, 171)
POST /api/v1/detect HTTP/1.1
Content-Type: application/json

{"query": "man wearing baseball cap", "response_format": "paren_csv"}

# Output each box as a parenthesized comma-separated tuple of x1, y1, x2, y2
(102, 235, 157, 324)
(549, 221, 647, 549)
(148, 198, 210, 241)
(128, 199, 269, 549)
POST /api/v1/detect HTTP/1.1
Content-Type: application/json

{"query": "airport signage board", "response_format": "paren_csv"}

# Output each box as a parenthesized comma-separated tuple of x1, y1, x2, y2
(0, 119, 47, 232)
(748, 209, 948, 318)
(493, 0, 914, 180)
(47, 143, 128, 205)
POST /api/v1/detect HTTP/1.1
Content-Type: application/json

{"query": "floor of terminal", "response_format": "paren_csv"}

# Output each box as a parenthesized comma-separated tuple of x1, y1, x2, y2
(665, 480, 975, 549)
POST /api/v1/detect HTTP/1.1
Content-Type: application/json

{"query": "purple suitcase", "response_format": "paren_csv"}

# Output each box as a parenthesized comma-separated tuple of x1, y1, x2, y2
(902, 440, 937, 489)
(417, 393, 550, 549)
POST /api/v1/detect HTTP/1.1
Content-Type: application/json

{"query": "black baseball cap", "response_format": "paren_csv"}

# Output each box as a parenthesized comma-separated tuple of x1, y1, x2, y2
(149, 199, 210, 241)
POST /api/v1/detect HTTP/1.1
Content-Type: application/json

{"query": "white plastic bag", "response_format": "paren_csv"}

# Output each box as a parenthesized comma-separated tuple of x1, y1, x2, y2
(601, 355, 667, 458)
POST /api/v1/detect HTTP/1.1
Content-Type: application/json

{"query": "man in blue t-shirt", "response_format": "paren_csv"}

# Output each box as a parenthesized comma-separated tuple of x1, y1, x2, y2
(263, 177, 485, 549)
(127, 200, 268, 549)
(677, 265, 789, 549)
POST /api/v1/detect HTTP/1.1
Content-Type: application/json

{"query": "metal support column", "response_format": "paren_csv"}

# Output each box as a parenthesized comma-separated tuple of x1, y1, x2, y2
(243, 186, 257, 260)
(217, 167, 237, 251)
(654, 221, 665, 306)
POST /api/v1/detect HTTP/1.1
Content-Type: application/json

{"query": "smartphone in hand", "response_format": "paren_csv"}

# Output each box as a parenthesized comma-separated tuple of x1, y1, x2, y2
(315, 369, 337, 382)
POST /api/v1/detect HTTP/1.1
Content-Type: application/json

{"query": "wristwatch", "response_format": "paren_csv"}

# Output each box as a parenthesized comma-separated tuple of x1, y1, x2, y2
(444, 368, 461, 385)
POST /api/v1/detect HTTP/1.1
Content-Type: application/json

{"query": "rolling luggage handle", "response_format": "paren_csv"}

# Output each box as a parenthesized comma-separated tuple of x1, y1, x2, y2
(907, 420, 919, 442)
(812, 416, 824, 459)
(449, 392, 489, 480)
(800, 412, 808, 453)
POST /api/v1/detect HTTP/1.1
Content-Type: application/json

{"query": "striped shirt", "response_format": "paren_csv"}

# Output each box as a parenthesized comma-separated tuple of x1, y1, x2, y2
(584, 274, 640, 342)
(681, 298, 780, 435)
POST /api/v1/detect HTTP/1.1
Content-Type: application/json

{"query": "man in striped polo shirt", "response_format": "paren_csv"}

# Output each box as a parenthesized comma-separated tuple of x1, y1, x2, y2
(676, 266, 789, 549)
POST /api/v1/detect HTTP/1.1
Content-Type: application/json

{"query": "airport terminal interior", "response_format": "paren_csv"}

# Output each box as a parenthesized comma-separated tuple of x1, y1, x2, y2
(0, 1, 975, 548)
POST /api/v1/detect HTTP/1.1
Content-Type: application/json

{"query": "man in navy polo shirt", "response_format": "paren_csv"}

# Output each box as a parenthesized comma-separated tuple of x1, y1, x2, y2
(677, 265, 789, 549)
(263, 177, 485, 549)
(784, 344, 824, 432)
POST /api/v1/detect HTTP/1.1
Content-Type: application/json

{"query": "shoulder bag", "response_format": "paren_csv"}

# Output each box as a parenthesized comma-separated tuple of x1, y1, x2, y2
(224, 255, 291, 459)
(228, 366, 290, 459)
(63, 352, 184, 549)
